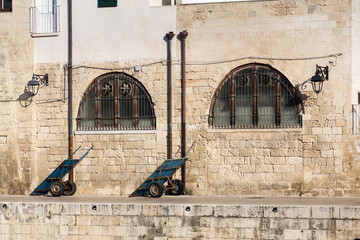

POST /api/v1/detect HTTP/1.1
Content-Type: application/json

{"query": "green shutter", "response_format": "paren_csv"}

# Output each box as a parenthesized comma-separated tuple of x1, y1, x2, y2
(98, 0, 117, 8)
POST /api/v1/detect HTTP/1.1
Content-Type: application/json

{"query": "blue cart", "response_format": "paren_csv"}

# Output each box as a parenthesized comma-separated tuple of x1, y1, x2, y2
(130, 142, 195, 198)
(129, 157, 187, 198)
(30, 146, 94, 197)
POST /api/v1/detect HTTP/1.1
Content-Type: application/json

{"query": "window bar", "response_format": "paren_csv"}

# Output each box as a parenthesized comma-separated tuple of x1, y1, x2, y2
(230, 75, 236, 127)
(114, 77, 120, 130)
(133, 86, 139, 129)
(275, 78, 281, 126)
(95, 83, 101, 129)
(252, 66, 258, 127)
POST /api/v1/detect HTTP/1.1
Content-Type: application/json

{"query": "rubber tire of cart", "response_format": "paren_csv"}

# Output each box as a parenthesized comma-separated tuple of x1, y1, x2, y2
(49, 182, 65, 197)
(149, 182, 164, 198)
(63, 181, 77, 196)
(169, 179, 184, 195)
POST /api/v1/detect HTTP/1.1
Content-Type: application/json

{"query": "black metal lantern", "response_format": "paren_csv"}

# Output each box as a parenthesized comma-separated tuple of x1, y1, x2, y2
(27, 74, 49, 96)
(310, 65, 328, 94)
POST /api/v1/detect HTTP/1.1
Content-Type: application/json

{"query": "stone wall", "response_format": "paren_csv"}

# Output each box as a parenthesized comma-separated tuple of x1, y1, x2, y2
(2, 0, 360, 197)
(27, 0, 360, 197)
(173, 0, 359, 197)
(32, 61, 170, 196)
(0, 2, 35, 194)
(0, 200, 359, 239)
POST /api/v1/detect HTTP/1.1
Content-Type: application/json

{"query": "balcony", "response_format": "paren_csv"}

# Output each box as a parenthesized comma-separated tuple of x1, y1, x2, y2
(30, 5, 60, 37)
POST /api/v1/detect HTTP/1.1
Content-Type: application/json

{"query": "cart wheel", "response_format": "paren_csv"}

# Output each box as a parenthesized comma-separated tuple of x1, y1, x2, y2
(170, 179, 184, 195)
(49, 182, 65, 197)
(63, 181, 77, 196)
(149, 182, 164, 198)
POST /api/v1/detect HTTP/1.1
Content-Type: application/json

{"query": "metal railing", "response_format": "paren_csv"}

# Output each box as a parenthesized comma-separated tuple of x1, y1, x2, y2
(30, 5, 60, 35)
(352, 104, 360, 134)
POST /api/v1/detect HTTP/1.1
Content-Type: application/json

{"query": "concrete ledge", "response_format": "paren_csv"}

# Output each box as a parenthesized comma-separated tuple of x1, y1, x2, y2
(0, 196, 359, 239)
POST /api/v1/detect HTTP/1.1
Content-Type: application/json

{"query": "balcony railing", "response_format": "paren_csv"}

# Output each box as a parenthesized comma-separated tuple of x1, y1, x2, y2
(30, 5, 60, 36)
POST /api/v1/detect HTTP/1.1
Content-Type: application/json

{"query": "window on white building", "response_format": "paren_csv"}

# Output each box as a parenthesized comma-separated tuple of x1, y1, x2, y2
(150, 0, 176, 7)
(0, 0, 12, 12)
(182, 0, 272, 4)
(98, 0, 117, 8)
(30, 0, 60, 36)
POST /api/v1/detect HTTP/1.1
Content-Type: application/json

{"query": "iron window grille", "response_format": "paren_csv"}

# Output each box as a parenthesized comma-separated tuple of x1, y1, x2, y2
(209, 63, 303, 129)
(77, 72, 156, 131)
(0, 0, 11, 12)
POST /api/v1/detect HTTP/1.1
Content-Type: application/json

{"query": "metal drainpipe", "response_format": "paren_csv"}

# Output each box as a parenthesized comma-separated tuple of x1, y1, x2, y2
(68, 0, 74, 181)
(165, 32, 175, 160)
(180, 30, 188, 192)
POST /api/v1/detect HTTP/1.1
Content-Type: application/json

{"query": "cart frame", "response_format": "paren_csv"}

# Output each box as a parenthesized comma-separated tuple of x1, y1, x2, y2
(30, 146, 94, 197)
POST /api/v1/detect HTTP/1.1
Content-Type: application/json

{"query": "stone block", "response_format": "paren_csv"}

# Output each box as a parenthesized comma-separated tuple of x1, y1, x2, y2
(273, 165, 294, 173)
(214, 206, 263, 218)
(339, 207, 360, 219)
(284, 229, 302, 240)
(320, 150, 333, 158)
(312, 127, 323, 135)
(112, 205, 142, 216)
(255, 165, 273, 173)
(311, 207, 340, 219)
(332, 127, 343, 135)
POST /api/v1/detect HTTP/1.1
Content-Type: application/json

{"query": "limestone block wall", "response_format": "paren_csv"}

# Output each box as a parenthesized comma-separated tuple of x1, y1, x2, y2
(23, 0, 360, 197)
(173, 0, 359, 197)
(0, 201, 359, 239)
(31, 60, 170, 196)
(0, 2, 35, 194)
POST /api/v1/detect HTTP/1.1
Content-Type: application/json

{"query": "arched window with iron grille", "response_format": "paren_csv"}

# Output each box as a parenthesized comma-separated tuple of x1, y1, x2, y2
(209, 63, 303, 129)
(77, 72, 156, 131)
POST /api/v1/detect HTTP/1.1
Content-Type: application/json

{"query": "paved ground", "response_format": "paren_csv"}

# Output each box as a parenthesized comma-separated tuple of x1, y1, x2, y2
(0, 195, 359, 206)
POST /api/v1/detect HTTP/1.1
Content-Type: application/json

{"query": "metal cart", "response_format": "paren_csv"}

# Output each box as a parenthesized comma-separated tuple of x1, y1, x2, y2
(129, 157, 187, 198)
(30, 146, 94, 197)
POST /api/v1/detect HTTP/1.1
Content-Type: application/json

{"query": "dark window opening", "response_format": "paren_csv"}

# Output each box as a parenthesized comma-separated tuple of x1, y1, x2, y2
(98, 0, 117, 8)
(77, 72, 156, 131)
(162, 0, 173, 5)
(209, 63, 302, 129)
(1, 0, 12, 12)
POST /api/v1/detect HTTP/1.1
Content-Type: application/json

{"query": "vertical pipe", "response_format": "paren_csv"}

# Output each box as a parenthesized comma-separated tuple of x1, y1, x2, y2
(180, 30, 188, 192)
(165, 32, 175, 160)
(68, 0, 74, 181)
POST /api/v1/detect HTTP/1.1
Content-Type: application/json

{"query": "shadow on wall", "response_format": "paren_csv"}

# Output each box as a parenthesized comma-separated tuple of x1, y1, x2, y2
(17, 91, 34, 107)
(0, 89, 34, 107)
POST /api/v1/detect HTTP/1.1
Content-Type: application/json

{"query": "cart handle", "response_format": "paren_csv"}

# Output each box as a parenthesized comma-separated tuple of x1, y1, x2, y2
(184, 141, 196, 158)
(68, 146, 82, 159)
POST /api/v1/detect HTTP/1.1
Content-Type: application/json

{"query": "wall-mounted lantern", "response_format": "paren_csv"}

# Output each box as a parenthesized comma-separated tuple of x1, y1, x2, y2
(27, 74, 49, 96)
(310, 65, 329, 94)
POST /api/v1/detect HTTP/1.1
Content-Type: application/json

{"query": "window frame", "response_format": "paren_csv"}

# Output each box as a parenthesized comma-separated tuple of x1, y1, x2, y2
(30, 0, 60, 36)
(0, 0, 12, 12)
(76, 72, 156, 132)
(209, 63, 303, 129)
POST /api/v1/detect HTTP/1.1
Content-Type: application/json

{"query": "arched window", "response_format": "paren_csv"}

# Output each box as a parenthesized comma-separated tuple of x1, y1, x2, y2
(77, 72, 156, 131)
(209, 63, 302, 129)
